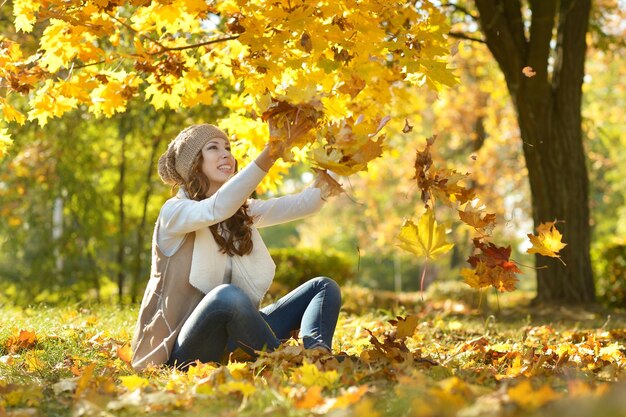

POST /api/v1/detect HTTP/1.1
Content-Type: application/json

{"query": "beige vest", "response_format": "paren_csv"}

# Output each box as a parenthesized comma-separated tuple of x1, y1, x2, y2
(130, 231, 204, 370)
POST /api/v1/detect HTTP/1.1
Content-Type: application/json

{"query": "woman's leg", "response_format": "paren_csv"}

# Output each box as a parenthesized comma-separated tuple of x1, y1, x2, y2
(260, 277, 341, 351)
(167, 284, 280, 369)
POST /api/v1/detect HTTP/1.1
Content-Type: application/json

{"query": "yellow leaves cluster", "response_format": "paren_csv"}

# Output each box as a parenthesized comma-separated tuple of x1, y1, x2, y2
(397, 135, 568, 294)
(2, 304, 626, 416)
(2, 0, 454, 164)
(13, 0, 41, 33)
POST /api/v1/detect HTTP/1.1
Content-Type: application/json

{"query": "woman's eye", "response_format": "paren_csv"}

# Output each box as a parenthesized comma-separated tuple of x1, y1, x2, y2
(208, 145, 217, 150)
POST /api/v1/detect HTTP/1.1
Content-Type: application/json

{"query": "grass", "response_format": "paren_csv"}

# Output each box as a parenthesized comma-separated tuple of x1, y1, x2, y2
(1, 284, 625, 417)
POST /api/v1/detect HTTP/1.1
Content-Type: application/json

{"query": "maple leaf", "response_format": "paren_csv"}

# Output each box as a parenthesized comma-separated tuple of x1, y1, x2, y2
(507, 379, 562, 409)
(460, 267, 488, 289)
(1, 99, 27, 125)
(311, 168, 344, 199)
(293, 361, 339, 388)
(396, 209, 454, 260)
(5, 328, 37, 353)
(293, 385, 324, 409)
(0, 129, 14, 158)
(468, 238, 521, 273)
(527, 221, 567, 260)
(116, 343, 133, 365)
(458, 202, 496, 233)
(389, 315, 419, 339)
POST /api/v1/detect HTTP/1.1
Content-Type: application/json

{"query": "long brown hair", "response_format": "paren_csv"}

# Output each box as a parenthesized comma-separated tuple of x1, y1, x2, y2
(183, 152, 254, 256)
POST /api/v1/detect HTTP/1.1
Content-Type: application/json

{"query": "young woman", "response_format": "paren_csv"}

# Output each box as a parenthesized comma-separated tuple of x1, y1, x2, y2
(131, 121, 342, 371)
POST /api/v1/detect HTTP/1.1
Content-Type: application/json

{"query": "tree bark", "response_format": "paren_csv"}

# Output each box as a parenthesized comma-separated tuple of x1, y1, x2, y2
(474, 0, 595, 304)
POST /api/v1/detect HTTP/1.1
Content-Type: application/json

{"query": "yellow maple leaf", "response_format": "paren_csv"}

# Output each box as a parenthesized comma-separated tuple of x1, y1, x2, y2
(218, 380, 256, 397)
(507, 379, 562, 409)
(396, 209, 454, 260)
(527, 221, 567, 259)
(392, 315, 419, 339)
(292, 361, 339, 389)
(0, 128, 13, 158)
(460, 267, 487, 289)
(1, 100, 27, 125)
(119, 375, 150, 391)
(13, 0, 41, 33)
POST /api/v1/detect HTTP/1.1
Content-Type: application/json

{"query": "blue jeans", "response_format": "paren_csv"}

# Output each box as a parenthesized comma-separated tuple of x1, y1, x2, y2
(167, 276, 341, 369)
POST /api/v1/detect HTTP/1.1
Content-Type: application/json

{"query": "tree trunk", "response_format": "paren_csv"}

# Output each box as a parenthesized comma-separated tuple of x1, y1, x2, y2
(474, 0, 595, 304)
(131, 114, 169, 303)
(116, 119, 129, 304)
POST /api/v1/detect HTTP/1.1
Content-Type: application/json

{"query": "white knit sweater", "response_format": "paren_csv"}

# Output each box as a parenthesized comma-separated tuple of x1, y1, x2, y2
(155, 161, 326, 306)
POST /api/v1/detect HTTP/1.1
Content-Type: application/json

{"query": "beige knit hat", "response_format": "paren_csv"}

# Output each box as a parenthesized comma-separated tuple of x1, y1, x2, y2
(158, 124, 229, 185)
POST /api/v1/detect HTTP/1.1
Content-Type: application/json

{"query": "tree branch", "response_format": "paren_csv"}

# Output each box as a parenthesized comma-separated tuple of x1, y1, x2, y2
(148, 35, 240, 54)
(449, 31, 486, 44)
(441, 3, 479, 21)
(474, 0, 525, 93)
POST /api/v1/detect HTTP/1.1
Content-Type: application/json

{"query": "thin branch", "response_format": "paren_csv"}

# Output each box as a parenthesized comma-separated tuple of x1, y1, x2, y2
(449, 31, 487, 44)
(69, 59, 113, 70)
(149, 35, 240, 54)
(441, 2, 480, 21)
(107, 13, 168, 51)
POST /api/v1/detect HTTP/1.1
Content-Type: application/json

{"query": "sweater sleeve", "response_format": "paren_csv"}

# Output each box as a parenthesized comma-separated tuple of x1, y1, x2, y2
(248, 186, 325, 228)
(159, 162, 267, 237)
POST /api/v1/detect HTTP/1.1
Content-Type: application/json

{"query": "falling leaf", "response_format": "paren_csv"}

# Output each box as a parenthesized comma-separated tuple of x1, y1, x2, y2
(522, 66, 536, 77)
(527, 221, 567, 260)
(461, 267, 486, 289)
(458, 204, 496, 232)
(403, 118, 413, 133)
(396, 209, 454, 260)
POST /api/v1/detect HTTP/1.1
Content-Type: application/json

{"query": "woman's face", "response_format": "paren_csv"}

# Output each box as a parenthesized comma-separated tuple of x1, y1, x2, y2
(200, 137, 236, 196)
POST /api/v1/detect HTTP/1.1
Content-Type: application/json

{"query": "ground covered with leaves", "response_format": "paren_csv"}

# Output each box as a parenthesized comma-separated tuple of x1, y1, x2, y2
(1, 286, 625, 417)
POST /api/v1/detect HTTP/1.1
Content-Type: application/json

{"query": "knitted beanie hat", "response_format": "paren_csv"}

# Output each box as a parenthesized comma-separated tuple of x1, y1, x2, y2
(158, 124, 229, 185)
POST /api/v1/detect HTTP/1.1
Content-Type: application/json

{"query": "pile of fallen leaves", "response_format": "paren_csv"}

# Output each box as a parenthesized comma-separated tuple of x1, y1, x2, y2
(1, 290, 625, 417)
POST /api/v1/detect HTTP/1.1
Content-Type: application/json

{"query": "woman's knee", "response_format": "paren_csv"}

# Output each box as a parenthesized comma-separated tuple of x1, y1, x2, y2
(312, 276, 341, 300)
(205, 284, 253, 312)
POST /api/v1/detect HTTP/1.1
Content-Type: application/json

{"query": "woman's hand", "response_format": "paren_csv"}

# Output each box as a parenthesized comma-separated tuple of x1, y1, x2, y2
(255, 113, 315, 172)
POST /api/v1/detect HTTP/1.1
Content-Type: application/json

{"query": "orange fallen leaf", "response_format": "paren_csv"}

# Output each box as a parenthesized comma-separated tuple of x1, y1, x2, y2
(116, 343, 133, 365)
(294, 385, 325, 409)
(330, 385, 369, 410)
(5, 329, 37, 353)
